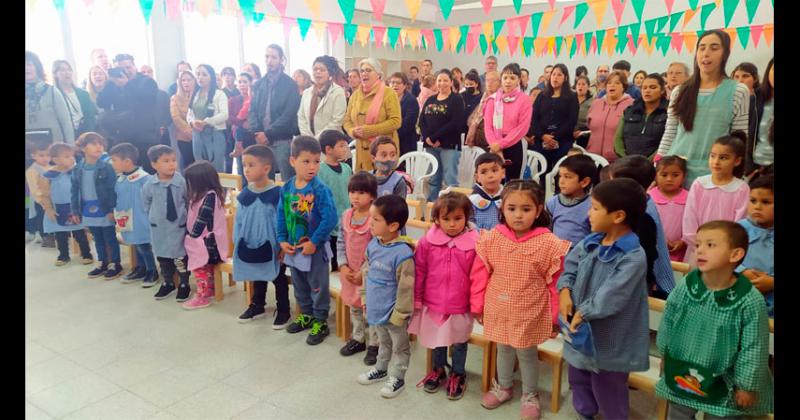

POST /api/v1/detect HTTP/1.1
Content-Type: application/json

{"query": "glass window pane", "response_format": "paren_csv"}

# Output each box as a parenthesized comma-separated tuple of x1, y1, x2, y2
(288, 26, 328, 76)
(25, 1, 64, 82)
(242, 21, 283, 74)
(183, 12, 240, 75)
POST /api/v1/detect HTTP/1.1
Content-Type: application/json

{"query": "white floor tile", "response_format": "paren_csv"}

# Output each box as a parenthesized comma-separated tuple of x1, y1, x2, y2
(25, 356, 91, 396)
(25, 401, 53, 420)
(127, 367, 217, 409)
(163, 382, 260, 419)
(61, 390, 161, 420)
(25, 341, 59, 369)
(27, 372, 121, 419)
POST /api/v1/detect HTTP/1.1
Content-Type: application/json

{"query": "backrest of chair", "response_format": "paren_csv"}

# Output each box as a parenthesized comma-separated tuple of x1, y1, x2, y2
(219, 173, 243, 190)
(460, 146, 485, 187)
(348, 140, 357, 170)
(406, 218, 432, 241)
(398, 151, 438, 182)
(544, 152, 610, 200)
(526, 150, 547, 181)
(648, 297, 666, 332)
(587, 152, 610, 168)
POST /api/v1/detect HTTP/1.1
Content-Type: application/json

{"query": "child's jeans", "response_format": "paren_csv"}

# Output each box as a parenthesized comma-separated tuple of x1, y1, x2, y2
(88, 226, 121, 265)
(349, 306, 378, 346)
(568, 365, 630, 420)
(432, 342, 469, 376)
(251, 266, 290, 314)
(375, 321, 411, 380)
(289, 246, 330, 321)
(55, 230, 92, 261)
(134, 243, 157, 273)
(497, 344, 540, 394)
(667, 403, 743, 420)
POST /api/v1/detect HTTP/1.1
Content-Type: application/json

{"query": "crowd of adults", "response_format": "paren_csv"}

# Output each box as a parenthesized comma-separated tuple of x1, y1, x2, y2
(25, 29, 774, 189)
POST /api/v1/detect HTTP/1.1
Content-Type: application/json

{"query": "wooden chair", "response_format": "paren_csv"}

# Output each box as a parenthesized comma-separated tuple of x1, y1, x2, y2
(627, 296, 668, 420)
(211, 209, 237, 302)
(406, 198, 425, 221)
(424, 322, 496, 393)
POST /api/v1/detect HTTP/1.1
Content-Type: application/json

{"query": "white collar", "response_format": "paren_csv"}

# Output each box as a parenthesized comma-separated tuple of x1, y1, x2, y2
(696, 175, 746, 192)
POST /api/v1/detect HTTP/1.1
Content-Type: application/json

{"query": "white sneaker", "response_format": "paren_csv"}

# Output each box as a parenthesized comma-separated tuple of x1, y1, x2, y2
(357, 368, 388, 385)
(34, 233, 43, 244)
(380, 376, 405, 398)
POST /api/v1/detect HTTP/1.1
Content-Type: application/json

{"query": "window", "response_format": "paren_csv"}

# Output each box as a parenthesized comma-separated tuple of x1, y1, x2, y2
(288, 26, 329, 76)
(25, 1, 64, 82)
(183, 11, 241, 74)
(242, 21, 284, 73)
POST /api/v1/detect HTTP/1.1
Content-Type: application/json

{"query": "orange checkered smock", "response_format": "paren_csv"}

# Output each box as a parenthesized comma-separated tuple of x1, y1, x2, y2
(475, 225, 570, 348)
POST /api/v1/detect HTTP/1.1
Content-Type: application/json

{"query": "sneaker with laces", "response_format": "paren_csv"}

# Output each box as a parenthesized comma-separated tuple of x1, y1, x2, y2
(272, 311, 292, 330)
(380, 376, 406, 398)
(141, 271, 159, 288)
(104, 263, 123, 280)
(481, 379, 513, 409)
(182, 293, 211, 310)
(446, 372, 466, 400)
(88, 264, 108, 279)
(55, 258, 70, 266)
(417, 367, 447, 393)
(175, 283, 191, 302)
(154, 282, 176, 300)
(286, 314, 313, 334)
(306, 319, 329, 345)
(357, 368, 388, 385)
(519, 392, 541, 420)
(238, 305, 266, 323)
(363, 345, 379, 366)
(80, 256, 94, 265)
(340, 339, 367, 356)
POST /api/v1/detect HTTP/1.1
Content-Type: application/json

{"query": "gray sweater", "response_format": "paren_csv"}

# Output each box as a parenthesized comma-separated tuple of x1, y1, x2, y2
(26, 82, 75, 144)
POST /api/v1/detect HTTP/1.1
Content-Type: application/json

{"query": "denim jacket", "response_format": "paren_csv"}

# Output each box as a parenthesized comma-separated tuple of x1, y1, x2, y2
(71, 156, 117, 217)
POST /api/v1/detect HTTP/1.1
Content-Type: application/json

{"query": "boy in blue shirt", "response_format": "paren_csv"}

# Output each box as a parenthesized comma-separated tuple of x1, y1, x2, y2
(109, 143, 157, 287)
(546, 154, 596, 248)
(278, 136, 338, 345)
(737, 175, 774, 317)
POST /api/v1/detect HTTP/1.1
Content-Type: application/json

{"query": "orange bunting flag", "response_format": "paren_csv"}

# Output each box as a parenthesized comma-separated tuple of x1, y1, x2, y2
(682, 9, 697, 29)
(534, 37, 548, 56)
(449, 26, 461, 51)
(483, 22, 493, 40)
(683, 31, 698, 53)
(312, 21, 327, 40)
(641, 36, 655, 55)
(496, 35, 508, 54)
(405, 0, 422, 21)
(541, 10, 556, 35)
(303, 0, 321, 19)
(357, 25, 371, 46)
(724, 28, 737, 47)
(588, 0, 609, 27)
(763, 24, 773, 46)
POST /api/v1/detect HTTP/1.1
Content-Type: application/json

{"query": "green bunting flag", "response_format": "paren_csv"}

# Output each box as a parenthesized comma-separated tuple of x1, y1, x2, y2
(745, 0, 760, 23)
(522, 37, 534, 56)
(555, 36, 563, 56)
(722, 0, 738, 28)
(629, 23, 641, 47)
(584, 32, 593, 54)
(736, 26, 750, 49)
(700, 3, 716, 31)
(689, 0, 700, 10)
(574, 2, 589, 29)
(630, 0, 647, 22)
(668, 11, 684, 33)
(239, 0, 256, 23)
(139, 0, 154, 23)
(297, 18, 312, 40)
(656, 15, 669, 33)
(344, 23, 358, 45)
(491, 39, 499, 54)
(387, 27, 401, 49)
(433, 28, 444, 51)
(252, 12, 265, 24)
(531, 12, 544, 37)
(513, 0, 523, 14)
(644, 18, 658, 39)
(439, 0, 455, 20)
(493, 19, 505, 39)
(53, 0, 65, 11)
(596, 29, 606, 52)
(570, 35, 578, 57)
(458, 25, 469, 52)
(422, 36, 428, 50)
(479, 34, 488, 55)
(617, 25, 628, 52)
(338, 0, 356, 23)
(657, 34, 671, 55)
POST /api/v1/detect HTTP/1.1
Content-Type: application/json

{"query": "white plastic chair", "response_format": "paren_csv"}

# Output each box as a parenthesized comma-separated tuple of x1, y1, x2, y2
(526, 150, 548, 181)
(348, 140, 357, 170)
(544, 152, 610, 199)
(458, 146, 485, 187)
(398, 151, 439, 196)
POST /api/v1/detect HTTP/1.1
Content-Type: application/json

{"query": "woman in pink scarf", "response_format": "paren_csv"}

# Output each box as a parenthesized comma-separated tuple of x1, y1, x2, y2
(483, 63, 533, 180)
(227, 72, 254, 172)
(343, 58, 402, 171)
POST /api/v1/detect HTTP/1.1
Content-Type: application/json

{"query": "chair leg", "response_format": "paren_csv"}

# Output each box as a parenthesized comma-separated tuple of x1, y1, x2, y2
(551, 359, 564, 413)
(342, 304, 352, 341)
(228, 275, 236, 287)
(213, 268, 224, 301)
(656, 399, 668, 420)
(481, 343, 492, 393)
(128, 245, 137, 270)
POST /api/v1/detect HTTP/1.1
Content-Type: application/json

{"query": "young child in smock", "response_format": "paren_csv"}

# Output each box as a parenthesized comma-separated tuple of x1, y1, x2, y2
(182, 161, 229, 310)
(317, 130, 353, 272)
(409, 192, 486, 401)
(371, 136, 408, 198)
(469, 153, 505, 231)
(557, 178, 652, 420)
(475, 180, 571, 420)
(143, 145, 191, 302)
(110, 143, 157, 287)
(546, 154, 596, 248)
(649, 155, 689, 262)
(38, 143, 93, 266)
(737, 174, 774, 318)
(656, 221, 773, 418)
(683, 132, 750, 266)
(234, 145, 291, 328)
(337, 172, 380, 365)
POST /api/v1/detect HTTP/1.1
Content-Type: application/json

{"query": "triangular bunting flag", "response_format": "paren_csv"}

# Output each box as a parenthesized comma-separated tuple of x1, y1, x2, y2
(630, 0, 646, 22)
(656, 15, 670, 33)
(312, 21, 327, 40)
(507, 35, 520, 56)
(629, 23, 641, 47)
(657, 34, 671, 55)
(328, 22, 344, 45)
(555, 36, 564, 56)
(458, 25, 469, 51)
(546, 37, 555, 56)
(343, 23, 358, 45)
(668, 11, 684, 33)
(627, 35, 637, 54)
(405, 0, 422, 21)
(373, 26, 387, 46)
(197, 0, 214, 17)
(588, 0, 609, 27)
(270, 0, 287, 15)
(166, 0, 181, 20)
(304, 0, 321, 19)
(617, 25, 629, 52)
(357, 25, 372, 47)
(548, 0, 556, 9)
(479, 34, 489, 55)
(483, 22, 493, 40)
(590, 33, 599, 54)
(724, 27, 738, 46)
(750, 24, 763, 47)
(493, 19, 505, 39)
(480, 0, 493, 15)
(421, 29, 435, 47)
(642, 35, 655, 55)
(670, 32, 684, 53)
(281, 17, 294, 40)
(584, 32, 593, 54)
(467, 33, 479, 54)
(492, 35, 506, 55)
(689, 0, 700, 9)
(439, 0, 455, 20)
(491, 38, 499, 55)
(664, 0, 675, 14)
(433, 28, 444, 51)
(683, 9, 697, 29)
(513, 0, 523, 14)
(534, 36, 548, 56)
(700, 3, 716, 31)
(387, 27, 401, 49)
(297, 18, 312, 40)
(611, 0, 625, 25)
(252, 13, 266, 25)
(522, 37, 534, 56)
(645, 18, 658, 39)
(713, 0, 721, 7)
(595, 29, 606, 52)
(531, 12, 544, 37)
(541, 10, 555, 34)
(338, 0, 356, 22)
(561, 6, 575, 28)
(441, 27, 451, 50)
(745, 0, 760, 24)
(763, 24, 773, 46)
(407, 29, 421, 49)
(722, 0, 738, 28)
(605, 28, 618, 56)
(370, 0, 386, 20)
(570, 34, 579, 57)
(139, 0, 154, 24)
(736, 26, 750, 49)
(515, 15, 531, 37)
(575, 3, 589, 29)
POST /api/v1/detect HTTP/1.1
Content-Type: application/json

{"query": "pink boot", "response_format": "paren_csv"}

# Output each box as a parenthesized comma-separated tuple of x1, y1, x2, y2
(520, 392, 541, 420)
(481, 379, 513, 409)
(183, 277, 211, 310)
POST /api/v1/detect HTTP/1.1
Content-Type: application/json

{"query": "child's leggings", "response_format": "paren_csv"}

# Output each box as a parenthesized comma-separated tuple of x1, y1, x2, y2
(349, 306, 378, 346)
(568, 365, 630, 420)
(134, 243, 157, 273)
(667, 402, 742, 420)
(193, 264, 215, 297)
(55, 230, 92, 260)
(251, 266, 290, 314)
(157, 256, 190, 286)
(496, 344, 539, 394)
(432, 343, 468, 376)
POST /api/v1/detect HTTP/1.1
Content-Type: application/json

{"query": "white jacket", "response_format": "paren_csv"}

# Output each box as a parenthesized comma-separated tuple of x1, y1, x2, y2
(186, 89, 229, 130)
(297, 83, 347, 138)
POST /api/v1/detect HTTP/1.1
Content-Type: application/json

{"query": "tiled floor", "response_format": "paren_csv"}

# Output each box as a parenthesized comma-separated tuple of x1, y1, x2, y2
(25, 240, 660, 419)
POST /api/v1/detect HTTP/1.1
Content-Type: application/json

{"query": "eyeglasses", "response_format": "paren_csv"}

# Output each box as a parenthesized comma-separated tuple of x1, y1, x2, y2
(359, 68, 374, 74)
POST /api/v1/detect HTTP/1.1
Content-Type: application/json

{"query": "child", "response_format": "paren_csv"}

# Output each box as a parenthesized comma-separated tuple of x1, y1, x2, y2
(557, 178, 652, 420)
(475, 180, 571, 420)
(649, 156, 689, 262)
(357, 194, 415, 399)
(410, 192, 485, 400)
(371, 136, 407, 198)
(38, 143, 94, 266)
(72, 132, 122, 279)
(567, 147, 584, 157)
(278, 136, 338, 345)
(234, 145, 291, 328)
(546, 154, 596, 247)
(610, 155, 676, 298)
(318, 129, 354, 272)
(655, 221, 773, 418)
(142, 145, 192, 302)
(337, 172, 380, 364)
(469, 153, 505, 231)
(182, 161, 230, 309)
(26, 139, 53, 246)
(737, 174, 774, 317)
(682, 132, 750, 266)
(109, 143, 158, 287)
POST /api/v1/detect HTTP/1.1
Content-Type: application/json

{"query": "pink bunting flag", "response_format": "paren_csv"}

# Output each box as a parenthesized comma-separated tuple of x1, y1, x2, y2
(627, 35, 637, 54)
(611, 0, 625, 25)
(467, 33, 479, 54)
(516, 14, 530, 37)
(281, 17, 294, 39)
(470, 23, 482, 36)
(442, 27, 451, 49)
(421, 29, 435, 47)
(480, 0, 493, 15)
(750, 24, 764, 47)
(575, 33, 584, 52)
(560, 5, 575, 27)
(664, 0, 675, 14)
(670, 33, 684, 53)
(370, 0, 386, 21)
(507, 35, 520, 56)
(165, 0, 180, 19)
(271, 0, 287, 16)
(328, 23, 344, 45)
(548, 0, 556, 9)
(373, 25, 387, 46)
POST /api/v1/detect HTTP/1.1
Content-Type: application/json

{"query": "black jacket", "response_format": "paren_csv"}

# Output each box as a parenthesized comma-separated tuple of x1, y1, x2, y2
(398, 91, 420, 154)
(247, 72, 301, 142)
(745, 91, 768, 173)
(419, 93, 465, 149)
(71, 156, 117, 217)
(96, 73, 160, 142)
(461, 91, 483, 133)
(529, 92, 578, 160)
(619, 98, 669, 158)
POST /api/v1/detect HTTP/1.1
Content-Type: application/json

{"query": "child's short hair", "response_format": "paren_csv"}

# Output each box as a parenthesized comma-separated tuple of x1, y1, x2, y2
(319, 130, 349, 154)
(432, 191, 473, 223)
(559, 155, 598, 190)
(242, 144, 274, 166)
(290, 135, 321, 158)
(75, 131, 107, 149)
(591, 178, 646, 228)
(609, 155, 655, 190)
(109, 142, 140, 164)
(48, 143, 74, 158)
(655, 155, 687, 174)
(26, 138, 50, 156)
(568, 147, 584, 155)
(713, 131, 747, 178)
(599, 165, 612, 182)
(749, 173, 774, 193)
(373, 195, 409, 230)
(370, 136, 397, 156)
(147, 145, 176, 163)
(500, 180, 551, 229)
(474, 153, 505, 173)
(348, 171, 378, 197)
(697, 220, 749, 261)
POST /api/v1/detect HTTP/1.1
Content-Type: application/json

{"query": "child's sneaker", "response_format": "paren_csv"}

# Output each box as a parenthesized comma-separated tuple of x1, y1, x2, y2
(87, 264, 108, 278)
(141, 271, 159, 288)
(272, 311, 292, 330)
(182, 293, 211, 310)
(80, 256, 94, 265)
(364, 345, 379, 366)
(154, 282, 176, 300)
(519, 392, 541, 420)
(41, 235, 56, 248)
(123, 266, 146, 281)
(446, 372, 466, 400)
(380, 376, 405, 399)
(104, 263, 123, 280)
(357, 368, 388, 385)
(306, 319, 329, 345)
(175, 283, 191, 302)
(55, 258, 70, 266)
(417, 367, 447, 393)
(481, 379, 513, 409)
(340, 339, 367, 356)
(238, 304, 266, 323)
(286, 314, 313, 334)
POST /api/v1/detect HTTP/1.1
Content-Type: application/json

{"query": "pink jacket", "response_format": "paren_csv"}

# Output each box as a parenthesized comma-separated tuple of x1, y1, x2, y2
(414, 224, 487, 315)
(482, 90, 533, 150)
(586, 94, 633, 163)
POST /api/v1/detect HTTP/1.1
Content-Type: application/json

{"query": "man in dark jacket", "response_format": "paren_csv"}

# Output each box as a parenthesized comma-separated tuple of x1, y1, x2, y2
(247, 44, 301, 181)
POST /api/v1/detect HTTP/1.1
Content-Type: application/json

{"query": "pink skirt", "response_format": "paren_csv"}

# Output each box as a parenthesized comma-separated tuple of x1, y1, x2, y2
(407, 305, 473, 348)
